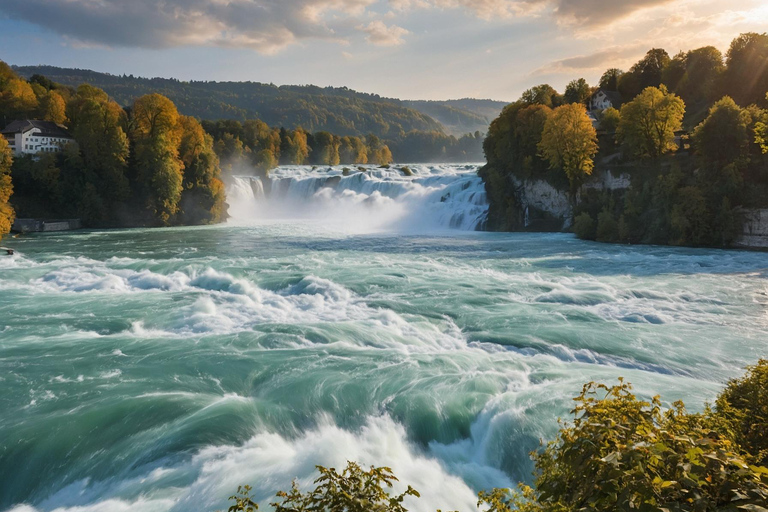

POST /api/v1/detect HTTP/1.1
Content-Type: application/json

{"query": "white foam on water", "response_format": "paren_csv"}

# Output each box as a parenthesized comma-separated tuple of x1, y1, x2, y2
(226, 164, 488, 233)
(9, 416, 495, 512)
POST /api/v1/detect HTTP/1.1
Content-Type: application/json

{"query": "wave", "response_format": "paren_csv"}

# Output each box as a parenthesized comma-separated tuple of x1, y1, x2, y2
(6, 416, 500, 512)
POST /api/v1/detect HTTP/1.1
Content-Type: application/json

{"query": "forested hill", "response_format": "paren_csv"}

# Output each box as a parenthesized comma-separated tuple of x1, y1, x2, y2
(13, 65, 504, 138)
(403, 99, 508, 136)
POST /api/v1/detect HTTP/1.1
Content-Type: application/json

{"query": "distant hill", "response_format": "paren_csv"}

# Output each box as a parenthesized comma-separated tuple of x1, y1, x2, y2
(14, 65, 506, 138)
(404, 99, 508, 136)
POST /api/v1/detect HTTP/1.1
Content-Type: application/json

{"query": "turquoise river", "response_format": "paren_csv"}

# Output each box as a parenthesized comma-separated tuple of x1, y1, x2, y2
(1, 164, 767, 512)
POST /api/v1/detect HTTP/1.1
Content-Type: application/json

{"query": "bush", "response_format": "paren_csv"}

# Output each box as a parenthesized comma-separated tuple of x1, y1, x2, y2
(490, 379, 768, 512)
(573, 212, 596, 240)
(716, 359, 768, 467)
(596, 209, 619, 242)
(223, 462, 420, 512)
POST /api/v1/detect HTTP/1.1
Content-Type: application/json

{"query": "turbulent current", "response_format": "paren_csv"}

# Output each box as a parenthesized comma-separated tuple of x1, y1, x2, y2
(1, 164, 767, 512)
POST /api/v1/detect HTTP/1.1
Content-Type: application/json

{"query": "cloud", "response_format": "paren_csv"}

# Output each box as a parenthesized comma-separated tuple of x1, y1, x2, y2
(551, 0, 675, 26)
(0, 0, 762, 56)
(534, 44, 648, 75)
(0, 0, 377, 54)
(388, 0, 675, 24)
(357, 20, 410, 46)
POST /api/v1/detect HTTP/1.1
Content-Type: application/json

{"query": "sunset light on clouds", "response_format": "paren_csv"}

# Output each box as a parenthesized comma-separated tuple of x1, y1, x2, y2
(0, 0, 765, 99)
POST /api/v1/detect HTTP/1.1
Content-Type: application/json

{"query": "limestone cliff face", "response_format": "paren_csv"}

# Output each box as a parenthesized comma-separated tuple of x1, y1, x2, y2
(737, 209, 768, 249)
(509, 175, 572, 230)
(508, 170, 632, 231)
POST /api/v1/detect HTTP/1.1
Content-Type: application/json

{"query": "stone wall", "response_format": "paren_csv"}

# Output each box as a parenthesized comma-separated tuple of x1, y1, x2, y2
(12, 219, 82, 233)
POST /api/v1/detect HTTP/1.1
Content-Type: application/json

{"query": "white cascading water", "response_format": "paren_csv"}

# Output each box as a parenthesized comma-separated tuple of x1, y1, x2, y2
(226, 164, 488, 232)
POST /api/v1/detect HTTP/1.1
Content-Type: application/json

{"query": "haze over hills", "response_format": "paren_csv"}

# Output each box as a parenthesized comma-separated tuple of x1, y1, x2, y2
(13, 65, 508, 138)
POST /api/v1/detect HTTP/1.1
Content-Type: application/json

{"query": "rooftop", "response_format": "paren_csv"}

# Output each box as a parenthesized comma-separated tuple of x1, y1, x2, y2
(1, 120, 73, 139)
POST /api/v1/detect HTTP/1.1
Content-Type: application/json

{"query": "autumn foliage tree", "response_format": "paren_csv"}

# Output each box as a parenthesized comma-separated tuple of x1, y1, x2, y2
(538, 103, 598, 192)
(0, 137, 14, 241)
(131, 93, 184, 224)
(177, 115, 227, 225)
(618, 85, 685, 159)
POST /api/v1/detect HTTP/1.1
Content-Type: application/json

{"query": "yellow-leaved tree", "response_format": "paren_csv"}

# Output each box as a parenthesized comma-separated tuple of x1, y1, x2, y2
(537, 103, 598, 192)
(0, 136, 14, 242)
(131, 93, 184, 225)
(618, 85, 685, 159)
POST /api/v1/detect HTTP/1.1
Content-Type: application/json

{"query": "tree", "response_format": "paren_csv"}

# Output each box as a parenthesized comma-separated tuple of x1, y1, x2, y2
(678, 46, 724, 105)
(177, 116, 227, 225)
(131, 94, 184, 224)
(67, 84, 130, 207)
(521, 84, 562, 108)
(311, 131, 341, 165)
(618, 49, 671, 100)
(0, 78, 38, 122)
(692, 96, 750, 167)
(38, 90, 67, 125)
(280, 128, 310, 165)
(339, 136, 368, 164)
(538, 103, 598, 191)
(618, 85, 685, 159)
(599, 68, 624, 91)
(563, 78, 591, 105)
(723, 32, 768, 107)
(366, 134, 392, 165)
(0, 137, 14, 241)
(756, 99, 768, 154)
(599, 107, 620, 133)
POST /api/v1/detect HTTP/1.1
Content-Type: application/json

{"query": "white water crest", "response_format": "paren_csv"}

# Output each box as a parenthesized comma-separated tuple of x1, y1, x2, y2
(226, 164, 488, 232)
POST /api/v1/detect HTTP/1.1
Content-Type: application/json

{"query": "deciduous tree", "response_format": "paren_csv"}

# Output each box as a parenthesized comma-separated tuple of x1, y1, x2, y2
(618, 85, 685, 159)
(538, 103, 598, 191)
(0, 137, 14, 241)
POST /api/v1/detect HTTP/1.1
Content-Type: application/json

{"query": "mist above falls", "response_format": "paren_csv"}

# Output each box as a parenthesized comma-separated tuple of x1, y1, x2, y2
(226, 164, 489, 234)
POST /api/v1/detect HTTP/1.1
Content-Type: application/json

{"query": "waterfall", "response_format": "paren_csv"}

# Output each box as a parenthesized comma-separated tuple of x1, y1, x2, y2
(226, 164, 488, 232)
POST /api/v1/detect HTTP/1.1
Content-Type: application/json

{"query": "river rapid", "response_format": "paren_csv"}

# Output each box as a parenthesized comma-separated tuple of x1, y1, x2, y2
(1, 164, 767, 512)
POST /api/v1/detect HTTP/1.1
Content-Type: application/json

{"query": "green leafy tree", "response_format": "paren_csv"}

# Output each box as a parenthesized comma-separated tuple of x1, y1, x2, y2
(723, 32, 768, 107)
(67, 84, 130, 207)
(678, 46, 725, 105)
(599, 107, 620, 133)
(0, 137, 14, 241)
(624, 48, 671, 98)
(521, 85, 562, 108)
(618, 85, 685, 159)
(692, 96, 750, 167)
(538, 103, 598, 191)
(563, 79, 591, 105)
(755, 95, 768, 154)
(599, 69, 624, 91)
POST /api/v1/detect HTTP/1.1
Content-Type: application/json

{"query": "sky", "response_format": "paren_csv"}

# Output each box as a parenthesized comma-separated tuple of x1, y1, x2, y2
(0, 0, 766, 101)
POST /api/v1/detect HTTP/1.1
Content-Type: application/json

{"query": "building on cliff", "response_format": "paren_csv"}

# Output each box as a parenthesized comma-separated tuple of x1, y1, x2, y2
(1, 120, 74, 157)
